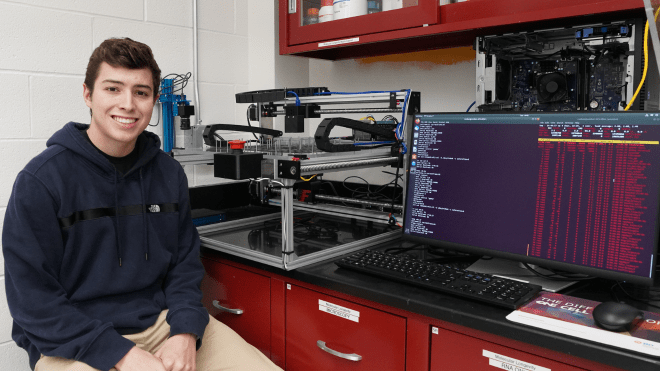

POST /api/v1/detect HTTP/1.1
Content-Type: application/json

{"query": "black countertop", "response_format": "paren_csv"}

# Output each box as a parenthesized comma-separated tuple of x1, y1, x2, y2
(202, 243, 660, 371)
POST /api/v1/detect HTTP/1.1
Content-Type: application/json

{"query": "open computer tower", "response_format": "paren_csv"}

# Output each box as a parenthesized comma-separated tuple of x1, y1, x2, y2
(475, 19, 651, 112)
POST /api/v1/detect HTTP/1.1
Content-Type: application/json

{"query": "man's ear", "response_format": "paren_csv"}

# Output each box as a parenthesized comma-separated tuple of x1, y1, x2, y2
(83, 83, 93, 109)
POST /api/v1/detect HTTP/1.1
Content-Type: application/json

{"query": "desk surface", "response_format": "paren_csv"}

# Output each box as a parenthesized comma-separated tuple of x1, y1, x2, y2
(202, 243, 660, 371)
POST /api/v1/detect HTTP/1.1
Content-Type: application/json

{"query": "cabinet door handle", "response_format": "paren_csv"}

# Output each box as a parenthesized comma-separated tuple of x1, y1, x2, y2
(212, 300, 244, 315)
(316, 340, 362, 361)
(288, 0, 296, 13)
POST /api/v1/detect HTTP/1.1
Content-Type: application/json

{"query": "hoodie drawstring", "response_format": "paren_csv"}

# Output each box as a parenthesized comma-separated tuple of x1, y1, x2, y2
(140, 168, 149, 261)
(116, 169, 150, 265)
(114, 171, 122, 267)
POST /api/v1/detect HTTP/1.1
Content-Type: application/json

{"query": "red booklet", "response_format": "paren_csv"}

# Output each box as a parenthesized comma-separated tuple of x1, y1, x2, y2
(507, 292, 660, 357)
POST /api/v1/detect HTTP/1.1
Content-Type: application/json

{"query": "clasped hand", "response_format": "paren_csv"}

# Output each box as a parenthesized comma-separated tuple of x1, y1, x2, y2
(115, 333, 197, 371)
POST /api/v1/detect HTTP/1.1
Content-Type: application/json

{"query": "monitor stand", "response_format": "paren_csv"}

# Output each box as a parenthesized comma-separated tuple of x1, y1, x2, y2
(467, 257, 578, 293)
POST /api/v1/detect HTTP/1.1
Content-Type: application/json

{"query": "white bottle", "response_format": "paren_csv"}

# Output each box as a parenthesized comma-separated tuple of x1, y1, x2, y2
(319, 0, 334, 22)
(334, 0, 368, 20)
(382, 0, 403, 12)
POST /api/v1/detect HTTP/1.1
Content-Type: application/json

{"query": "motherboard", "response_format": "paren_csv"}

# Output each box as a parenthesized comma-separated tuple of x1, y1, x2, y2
(476, 20, 644, 112)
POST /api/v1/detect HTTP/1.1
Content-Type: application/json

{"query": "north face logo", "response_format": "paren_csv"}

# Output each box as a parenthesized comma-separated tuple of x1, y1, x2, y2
(148, 205, 161, 213)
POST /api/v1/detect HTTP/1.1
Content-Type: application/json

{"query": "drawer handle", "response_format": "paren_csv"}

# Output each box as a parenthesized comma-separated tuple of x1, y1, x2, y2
(316, 340, 362, 362)
(212, 300, 244, 315)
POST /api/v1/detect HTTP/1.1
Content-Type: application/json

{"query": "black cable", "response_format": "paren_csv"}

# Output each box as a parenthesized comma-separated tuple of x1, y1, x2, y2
(613, 282, 660, 310)
(384, 243, 424, 255)
(339, 174, 404, 209)
(425, 246, 472, 258)
(159, 72, 192, 95)
(355, 143, 395, 150)
(498, 46, 593, 62)
(343, 176, 371, 197)
(522, 263, 595, 281)
(172, 72, 191, 93)
(342, 174, 403, 204)
(149, 102, 161, 127)
(389, 146, 403, 225)
(381, 115, 399, 124)
(246, 104, 259, 141)
(155, 73, 192, 128)
(370, 180, 400, 200)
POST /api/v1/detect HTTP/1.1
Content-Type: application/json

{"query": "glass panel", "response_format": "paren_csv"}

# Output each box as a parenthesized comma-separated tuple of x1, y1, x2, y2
(301, 0, 420, 26)
(203, 212, 392, 258)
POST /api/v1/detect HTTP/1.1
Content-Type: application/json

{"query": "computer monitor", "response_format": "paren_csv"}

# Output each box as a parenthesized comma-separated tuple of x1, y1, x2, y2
(403, 112, 660, 285)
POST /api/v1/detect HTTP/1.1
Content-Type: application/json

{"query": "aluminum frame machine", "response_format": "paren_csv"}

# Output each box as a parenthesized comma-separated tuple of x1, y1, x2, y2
(196, 88, 420, 270)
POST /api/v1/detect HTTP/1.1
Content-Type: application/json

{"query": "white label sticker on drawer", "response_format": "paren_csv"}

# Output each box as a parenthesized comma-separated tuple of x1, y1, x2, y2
(318, 300, 359, 323)
(483, 350, 550, 371)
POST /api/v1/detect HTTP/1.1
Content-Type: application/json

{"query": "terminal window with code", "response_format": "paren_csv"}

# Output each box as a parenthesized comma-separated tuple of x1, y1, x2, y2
(404, 112, 660, 280)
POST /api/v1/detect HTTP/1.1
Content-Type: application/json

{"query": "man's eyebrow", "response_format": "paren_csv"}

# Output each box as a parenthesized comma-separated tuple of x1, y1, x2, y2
(135, 84, 153, 91)
(101, 79, 153, 91)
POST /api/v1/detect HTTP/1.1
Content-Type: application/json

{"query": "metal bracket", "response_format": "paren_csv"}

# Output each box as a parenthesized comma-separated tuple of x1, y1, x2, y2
(389, 92, 398, 109)
(288, 0, 297, 14)
(278, 160, 301, 179)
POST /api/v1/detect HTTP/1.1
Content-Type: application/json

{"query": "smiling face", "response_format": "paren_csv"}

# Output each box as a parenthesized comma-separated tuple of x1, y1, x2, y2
(83, 62, 157, 157)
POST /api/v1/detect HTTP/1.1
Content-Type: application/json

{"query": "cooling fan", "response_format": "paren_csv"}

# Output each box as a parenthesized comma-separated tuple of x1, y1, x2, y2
(535, 72, 568, 103)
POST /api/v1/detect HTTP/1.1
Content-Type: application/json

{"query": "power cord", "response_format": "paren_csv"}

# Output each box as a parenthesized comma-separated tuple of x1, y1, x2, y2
(625, 6, 660, 110)
(246, 104, 259, 141)
(611, 281, 660, 310)
(521, 263, 594, 282)
(160, 72, 192, 95)
(149, 102, 161, 127)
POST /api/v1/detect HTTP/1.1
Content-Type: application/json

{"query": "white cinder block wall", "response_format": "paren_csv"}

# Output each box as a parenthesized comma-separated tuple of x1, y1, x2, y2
(0, 0, 291, 369)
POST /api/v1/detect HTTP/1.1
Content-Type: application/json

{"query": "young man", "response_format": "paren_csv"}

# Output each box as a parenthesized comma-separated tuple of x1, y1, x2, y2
(3, 38, 281, 371)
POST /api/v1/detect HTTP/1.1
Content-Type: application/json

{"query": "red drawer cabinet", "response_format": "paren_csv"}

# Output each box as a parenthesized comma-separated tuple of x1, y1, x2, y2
(285, 284, 407, 371)
(431, 326, 588, 371)
(201, 258, 272, 358)
(199, 252, 640, 370)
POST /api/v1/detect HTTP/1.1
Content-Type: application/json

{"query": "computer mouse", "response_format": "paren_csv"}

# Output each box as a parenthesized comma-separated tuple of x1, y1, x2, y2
(592, 301, 643, 332)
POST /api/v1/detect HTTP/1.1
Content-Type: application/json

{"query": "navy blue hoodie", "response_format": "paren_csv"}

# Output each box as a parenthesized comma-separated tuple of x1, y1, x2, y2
(3, 122, 209, 370)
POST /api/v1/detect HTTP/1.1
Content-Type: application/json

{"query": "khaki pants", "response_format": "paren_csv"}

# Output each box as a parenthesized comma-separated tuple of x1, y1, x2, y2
(35, 310, 282, 371)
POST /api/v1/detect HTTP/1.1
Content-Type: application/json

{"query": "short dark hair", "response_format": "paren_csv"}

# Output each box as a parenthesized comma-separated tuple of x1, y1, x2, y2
(85, 38, 161, 99)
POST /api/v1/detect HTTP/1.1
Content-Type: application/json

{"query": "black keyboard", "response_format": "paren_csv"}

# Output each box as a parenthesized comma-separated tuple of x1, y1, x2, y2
(335, 250, 542, 309)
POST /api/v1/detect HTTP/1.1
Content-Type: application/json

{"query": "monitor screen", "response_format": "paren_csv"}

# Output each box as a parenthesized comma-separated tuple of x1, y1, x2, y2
(403, 112, 660, 285)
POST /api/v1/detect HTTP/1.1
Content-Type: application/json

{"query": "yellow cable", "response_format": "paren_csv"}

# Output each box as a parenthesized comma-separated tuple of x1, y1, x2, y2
(300, 174, 317, 182)
(625, 7, 660, 110)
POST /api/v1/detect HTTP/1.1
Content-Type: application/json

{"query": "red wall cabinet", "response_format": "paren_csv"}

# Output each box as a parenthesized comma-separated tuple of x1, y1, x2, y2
(285, 284, 407, 371)
(201, 258, 272, 358)
(285, 0, 438, 47)
(279, 0, 644, 60)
